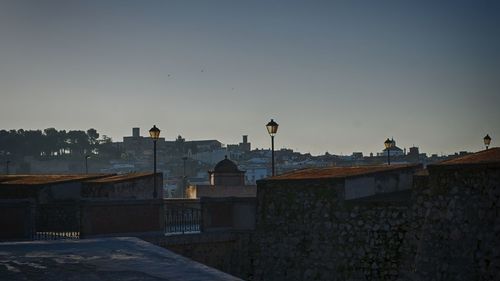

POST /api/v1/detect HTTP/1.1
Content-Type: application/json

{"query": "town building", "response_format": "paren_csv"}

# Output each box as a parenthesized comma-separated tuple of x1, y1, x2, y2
(378, 138, 404, 157)
(192, 156, 256, 198)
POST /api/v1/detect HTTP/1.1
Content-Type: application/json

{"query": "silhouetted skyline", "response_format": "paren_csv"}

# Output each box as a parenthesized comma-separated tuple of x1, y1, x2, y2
(0, 0, 499, 155)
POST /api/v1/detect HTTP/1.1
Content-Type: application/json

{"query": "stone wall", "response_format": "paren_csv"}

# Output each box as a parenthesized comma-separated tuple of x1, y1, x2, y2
(201, 197, 256, 232)
(80, 200, 164, 238)
(196, 185, 257, 198)
(0, 200, 34, 241)
(252, 163, 500, 281)
(82, 173, 162, 199)
(144, 232, 253, 280)
(253, 178, 412, 281)
(399, 164, 500, 280)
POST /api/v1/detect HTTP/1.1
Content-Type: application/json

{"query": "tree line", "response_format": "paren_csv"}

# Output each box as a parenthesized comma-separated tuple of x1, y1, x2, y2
(0, 128, 116, 158)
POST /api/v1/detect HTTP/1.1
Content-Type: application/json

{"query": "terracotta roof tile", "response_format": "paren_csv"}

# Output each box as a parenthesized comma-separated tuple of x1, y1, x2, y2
(0, 174, 113, 185)
(435, 147, 500, 166)
(269, 164, 420, 181)
(0, 175, 31, 183)
(84, 172, 154, 183)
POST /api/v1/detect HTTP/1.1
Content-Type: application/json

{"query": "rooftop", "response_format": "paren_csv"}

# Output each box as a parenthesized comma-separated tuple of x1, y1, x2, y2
(0, 175, 30, 183)
(84, 172, 155, 183)
(0, 174, 113, 185)
(212, 156, 242, 173)
(434, 147, 500, 166)
(268, 164, 420, 181)
(0, 237, 240, 281)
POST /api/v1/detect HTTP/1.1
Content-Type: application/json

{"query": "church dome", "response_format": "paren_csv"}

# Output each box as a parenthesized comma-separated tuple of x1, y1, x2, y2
(214, 156, 240, 173)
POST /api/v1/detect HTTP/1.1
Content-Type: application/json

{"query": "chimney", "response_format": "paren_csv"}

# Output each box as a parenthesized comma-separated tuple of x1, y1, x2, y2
(132, 127, 140, 138)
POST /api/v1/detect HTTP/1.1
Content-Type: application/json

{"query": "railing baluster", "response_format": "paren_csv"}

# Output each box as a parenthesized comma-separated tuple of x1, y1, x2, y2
(164, 200, 201, 235)
(33, 203, 80, 241)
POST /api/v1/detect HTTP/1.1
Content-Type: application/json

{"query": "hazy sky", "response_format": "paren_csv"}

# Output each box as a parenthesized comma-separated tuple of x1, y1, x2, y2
(0, 0, 499, 155)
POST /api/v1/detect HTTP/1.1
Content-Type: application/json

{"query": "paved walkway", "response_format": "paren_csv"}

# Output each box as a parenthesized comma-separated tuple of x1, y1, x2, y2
(0, 237, 242, 281)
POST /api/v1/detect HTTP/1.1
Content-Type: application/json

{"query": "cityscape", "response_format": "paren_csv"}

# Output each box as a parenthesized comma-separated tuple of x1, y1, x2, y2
(1, 1, 499, 281)
(0, 126, 491, 199)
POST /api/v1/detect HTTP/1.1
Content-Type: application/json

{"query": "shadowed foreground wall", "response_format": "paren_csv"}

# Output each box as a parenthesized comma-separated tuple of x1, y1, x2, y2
(399, 164, 500, 281)
(80, 200, 164, 237)
(253, 178, 411, 281)
(252, 162, 500, 281)
(0, 200, 34, 240)
(144, 232, 253, 280)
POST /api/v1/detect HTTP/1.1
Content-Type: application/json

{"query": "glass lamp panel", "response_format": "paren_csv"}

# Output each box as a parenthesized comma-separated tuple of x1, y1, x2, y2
(266, 119, 279, 136)
(484, 135, 491, 146)
(149, 125, 161, 140)
(390, 139, 396, 148)
(384, 139, 391, 149)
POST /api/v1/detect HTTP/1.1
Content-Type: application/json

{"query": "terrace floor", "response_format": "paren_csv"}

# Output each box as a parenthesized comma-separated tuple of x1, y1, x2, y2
(0, 237, 241, 281)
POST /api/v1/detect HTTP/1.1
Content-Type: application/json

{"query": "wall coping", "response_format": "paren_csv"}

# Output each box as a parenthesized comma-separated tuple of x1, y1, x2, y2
(427, 162, 500, 171)
(200, 197, 256, 204)
(80, 199, 164, 206)
(259, 164, 422, 183)
(0, 199, 35, 206)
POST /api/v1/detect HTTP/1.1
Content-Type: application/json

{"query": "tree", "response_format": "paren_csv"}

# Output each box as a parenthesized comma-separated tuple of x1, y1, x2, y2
(67, 130, 89, 156)
(87, 128, 100, 152)
(43, 128, 58, 156)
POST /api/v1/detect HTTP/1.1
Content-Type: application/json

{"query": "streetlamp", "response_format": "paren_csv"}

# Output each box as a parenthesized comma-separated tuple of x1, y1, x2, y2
(384, 138, 394, 165)
(182, 156, 188, 178)
(85, 155, 90, 174)
(484, 134, 492, 150)
(149, 125, 161, 198)
(266, 119, 279, 176)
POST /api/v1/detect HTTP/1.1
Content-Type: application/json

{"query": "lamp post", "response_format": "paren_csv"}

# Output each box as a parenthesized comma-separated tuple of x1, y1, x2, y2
(484, 134, 491, 150)
(182, 156, 188, 178)
(384, 138, 393, 165)
(5, 160, 10, 175)
(149, 125, 161, 198)
(85, 155, 90, 174)
(266, 119, 279, 176)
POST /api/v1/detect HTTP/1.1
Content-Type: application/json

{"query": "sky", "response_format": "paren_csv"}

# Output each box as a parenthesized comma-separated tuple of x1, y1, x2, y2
(0, 0, 499, 156)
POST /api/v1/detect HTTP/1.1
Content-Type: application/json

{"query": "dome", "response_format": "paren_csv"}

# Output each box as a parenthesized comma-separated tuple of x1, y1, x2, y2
(214, 156, 240, 173)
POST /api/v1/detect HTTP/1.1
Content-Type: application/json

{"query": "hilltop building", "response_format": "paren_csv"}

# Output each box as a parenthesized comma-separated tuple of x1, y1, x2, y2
(122, 127, 167, 159)
(227, 135, 251, 160)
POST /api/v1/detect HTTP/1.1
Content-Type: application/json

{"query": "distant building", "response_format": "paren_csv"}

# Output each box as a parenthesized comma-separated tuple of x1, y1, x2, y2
(209, 156, 245, 186)
(407, 146, 420, 163)
(184, 140, 222, 155)
(190, 148, 227, 165)
(193, 156, 256, 198)
(122, 127, 167, 159)
(227, 135, 251, 160)
(352, 152, 363, 159)
(242, 166, 268, 185)
(378, 138, 404, 157)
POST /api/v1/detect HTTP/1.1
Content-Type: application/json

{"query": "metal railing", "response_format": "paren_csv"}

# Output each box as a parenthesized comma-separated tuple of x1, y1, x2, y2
(164, 199, 201, 235)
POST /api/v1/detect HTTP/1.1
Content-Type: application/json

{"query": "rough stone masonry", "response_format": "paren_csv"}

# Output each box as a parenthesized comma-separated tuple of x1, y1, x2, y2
(252, 150, 500, 281)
